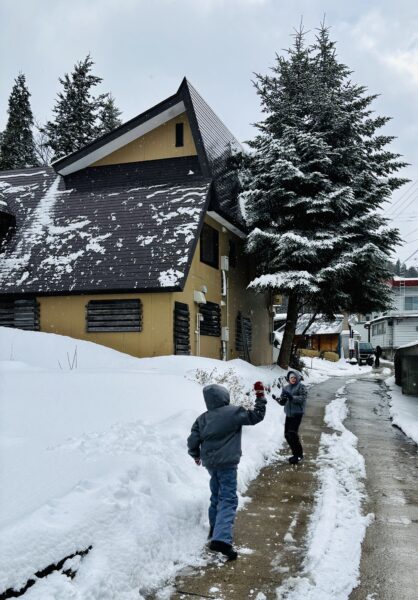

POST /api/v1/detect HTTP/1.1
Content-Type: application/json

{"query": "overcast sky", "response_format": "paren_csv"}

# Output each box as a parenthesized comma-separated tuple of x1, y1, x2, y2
(1, 0, 417, 264)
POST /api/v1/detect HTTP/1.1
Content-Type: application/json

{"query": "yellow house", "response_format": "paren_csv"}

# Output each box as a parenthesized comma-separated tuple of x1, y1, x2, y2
(0, 79, 271, 364)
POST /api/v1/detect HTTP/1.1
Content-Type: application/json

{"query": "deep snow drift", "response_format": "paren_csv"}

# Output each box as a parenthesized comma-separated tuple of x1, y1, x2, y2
(0, 328, 287, 599)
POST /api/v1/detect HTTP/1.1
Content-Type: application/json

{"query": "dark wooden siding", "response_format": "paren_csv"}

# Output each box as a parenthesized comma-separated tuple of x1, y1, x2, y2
(235, 312, 252, 360)
(199, 301, 221, 337)
(86, 299, 142, 332)
(174, 301, 191, 355)
(0, 298, 40, 330)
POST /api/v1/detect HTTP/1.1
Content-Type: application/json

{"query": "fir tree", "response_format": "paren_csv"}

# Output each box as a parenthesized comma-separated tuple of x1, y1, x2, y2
(239, 25, 407, 368)
(394, 259, 402, 275)
(98, 93, 122, 136)
(0, 74, 38, 170)
(43, 55, 105, 160)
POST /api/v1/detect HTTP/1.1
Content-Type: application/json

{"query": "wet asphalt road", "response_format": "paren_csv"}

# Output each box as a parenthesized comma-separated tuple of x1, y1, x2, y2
(148, 373, 418, 600)
(346, 374, 418, 600)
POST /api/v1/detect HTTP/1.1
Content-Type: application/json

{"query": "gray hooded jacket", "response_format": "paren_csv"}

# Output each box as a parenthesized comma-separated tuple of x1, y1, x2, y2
(281, 370, 307, 417)
(187, 384, 266, 470)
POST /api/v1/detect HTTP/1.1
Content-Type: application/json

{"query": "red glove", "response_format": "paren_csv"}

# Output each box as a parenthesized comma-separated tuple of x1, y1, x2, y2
(253, 381, 265, 397)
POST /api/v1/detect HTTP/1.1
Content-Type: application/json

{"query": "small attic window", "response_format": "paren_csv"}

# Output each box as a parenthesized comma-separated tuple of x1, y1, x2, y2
(175, 122, 184, 147)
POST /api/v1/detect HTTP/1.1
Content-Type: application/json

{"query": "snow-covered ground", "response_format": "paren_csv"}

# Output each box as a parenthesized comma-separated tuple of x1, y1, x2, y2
(0, 327, 377, 599)
(277, 383, 372, 600)
(0, 327, 290, 599)
(386, 376, 418, 444)
(302, 356, 373, 381)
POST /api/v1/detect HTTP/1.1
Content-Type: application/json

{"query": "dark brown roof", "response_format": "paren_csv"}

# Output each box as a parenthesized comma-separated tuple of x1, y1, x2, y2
(0, 157, 211, 296)
(53, 78, 244, 228)
(0, 79, 244, 297)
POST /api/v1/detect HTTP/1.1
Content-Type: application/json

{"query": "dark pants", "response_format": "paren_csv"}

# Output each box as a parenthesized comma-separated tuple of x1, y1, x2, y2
(207, 466, 238, 545)
(375, 356, 380, 368)
(285, 414, 303, 458)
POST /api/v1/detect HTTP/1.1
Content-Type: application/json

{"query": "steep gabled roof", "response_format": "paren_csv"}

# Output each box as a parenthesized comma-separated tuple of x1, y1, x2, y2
(0, 157, 211, 296)
(53, 78, 243, 227)
(0, 79, 243, 298)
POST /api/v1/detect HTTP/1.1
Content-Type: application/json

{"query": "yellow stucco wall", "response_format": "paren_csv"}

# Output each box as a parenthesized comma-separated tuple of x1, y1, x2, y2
(37, 218, 272, 365)
(173, 215, 272, 365)
(92, 113, 196, 166)
(39, 293, 173, 358)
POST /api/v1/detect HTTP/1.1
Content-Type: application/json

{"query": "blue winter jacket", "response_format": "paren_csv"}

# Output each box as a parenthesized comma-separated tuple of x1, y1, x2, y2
(187, 384, 267, 469)
(281, 370, 307, 417)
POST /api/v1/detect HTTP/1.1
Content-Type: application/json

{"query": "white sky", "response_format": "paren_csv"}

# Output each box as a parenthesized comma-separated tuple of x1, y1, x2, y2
(0, 0, 417, 264)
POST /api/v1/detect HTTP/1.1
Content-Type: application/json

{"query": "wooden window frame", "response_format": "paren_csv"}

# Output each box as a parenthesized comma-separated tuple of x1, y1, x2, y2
(200, 223, 219, 269)
(175, 122, 184, 147)
(86, 299, 142, 333)
(235, 312, 253, 352)
(0, 298, 40, 331)
(174, 301, 191, 355)
(199, 301, 221, 337)
(228, 239, 237, 268)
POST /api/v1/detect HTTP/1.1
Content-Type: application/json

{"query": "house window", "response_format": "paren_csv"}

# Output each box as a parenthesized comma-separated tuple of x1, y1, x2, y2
(199, 301, 221, 336)
(405, 296, 418, 311)
(200, 223, 219, 269)
(86, 299, 142, 332)
(229, 239, 237, 268)
(236, 312, 252, 359)
(175, 123, 184, 147)
(0, 298, 39, 331)
(372, 322, 386, 336)
(174, 301, 191, 355)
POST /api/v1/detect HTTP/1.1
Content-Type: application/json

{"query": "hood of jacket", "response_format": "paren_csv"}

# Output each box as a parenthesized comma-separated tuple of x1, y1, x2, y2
(286, 369, 303, 383)
(203, 384, 230, 410)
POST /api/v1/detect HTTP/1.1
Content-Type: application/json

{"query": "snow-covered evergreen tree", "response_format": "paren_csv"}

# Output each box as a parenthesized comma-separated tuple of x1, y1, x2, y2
(0, 74, 38, 170)
(43, 55, 105, 160)
(98, 93, 122, 136)
(239, 26, 406, 368)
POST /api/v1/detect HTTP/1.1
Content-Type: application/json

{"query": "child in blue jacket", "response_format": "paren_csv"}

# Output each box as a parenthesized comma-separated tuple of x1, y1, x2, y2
(187, 382, 266, 560)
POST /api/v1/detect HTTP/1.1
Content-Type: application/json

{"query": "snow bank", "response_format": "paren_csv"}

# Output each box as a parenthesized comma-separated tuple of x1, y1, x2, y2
(277, 385, 372, 599)
(0, 328, 284, 599)
(302, 356, 372, 381)
(386, 376, 418, 444)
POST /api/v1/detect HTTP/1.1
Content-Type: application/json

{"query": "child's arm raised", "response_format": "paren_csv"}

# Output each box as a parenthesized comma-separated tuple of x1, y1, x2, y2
(237, 382, 267, 426)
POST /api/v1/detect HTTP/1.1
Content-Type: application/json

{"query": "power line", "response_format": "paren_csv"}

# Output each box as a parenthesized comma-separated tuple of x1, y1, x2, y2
(403, 248, 418, 263)
(404, 238, 418, 245)
(387, 181, 418, 214)
(387, 180, 418, 210)
(390, 193, 418, 219)
(404, 227, 418, 238)
(390, 213, 418, 222)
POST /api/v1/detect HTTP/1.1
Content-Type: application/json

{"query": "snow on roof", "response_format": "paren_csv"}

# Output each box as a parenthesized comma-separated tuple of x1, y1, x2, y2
(0, 158, 210, 295)
(391, 277, 418, 287)
(279, 314, 345, 335)
(275, 314, 345, 335)
(396, 340, 418, 350)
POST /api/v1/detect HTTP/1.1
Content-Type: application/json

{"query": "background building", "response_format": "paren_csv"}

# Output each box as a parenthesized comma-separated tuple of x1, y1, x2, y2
(370, 277, 418, 358)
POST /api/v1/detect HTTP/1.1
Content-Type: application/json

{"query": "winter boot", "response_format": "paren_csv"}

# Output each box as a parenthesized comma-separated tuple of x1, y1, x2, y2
(288, 455, 303, 465)
(209, 540, 238, 561)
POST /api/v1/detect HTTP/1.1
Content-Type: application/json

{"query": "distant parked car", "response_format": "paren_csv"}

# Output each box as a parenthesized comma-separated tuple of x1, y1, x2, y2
(355, 341, 375, 366)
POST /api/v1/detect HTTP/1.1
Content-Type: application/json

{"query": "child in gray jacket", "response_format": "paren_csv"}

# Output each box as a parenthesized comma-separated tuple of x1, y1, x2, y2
(187, 382, 266, 560)
(278, 370, 307, 464)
